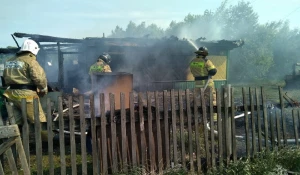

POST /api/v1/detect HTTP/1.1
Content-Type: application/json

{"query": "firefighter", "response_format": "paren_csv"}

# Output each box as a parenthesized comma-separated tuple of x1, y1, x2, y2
(89, 53, 112, 74)
(2, 39, 49, 139)
(189, 46, 217, 121)
(85, 53, 112, 152)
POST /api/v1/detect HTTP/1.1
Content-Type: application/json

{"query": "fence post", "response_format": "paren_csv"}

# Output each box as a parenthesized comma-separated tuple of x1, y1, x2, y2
(34, 98, 43, 175)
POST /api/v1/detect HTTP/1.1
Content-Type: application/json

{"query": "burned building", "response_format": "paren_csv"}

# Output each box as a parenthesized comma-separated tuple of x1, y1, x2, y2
(1, 32, 244, 92)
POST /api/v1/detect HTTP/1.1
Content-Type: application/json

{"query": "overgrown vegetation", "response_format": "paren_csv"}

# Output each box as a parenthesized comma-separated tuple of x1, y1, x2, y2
(208, 147, 300, 175)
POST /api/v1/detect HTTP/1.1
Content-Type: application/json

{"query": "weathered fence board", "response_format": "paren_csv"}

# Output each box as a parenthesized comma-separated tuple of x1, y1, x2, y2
(193, 89, 201, 173)
(262, 87, 269, 151)
(250, 88, 257, 155)
(101, 93, 108, 174)
(4, 86, 300, 175)
(58, 96, 66, 175)
(163, 90, 170, 169)
(46, 98, 54, 175)
(231, 88, 237, 163)
(209, 90, 216, 167)
(293, 110, 299, 146)
(216, 89, 223, 167)
(186, 89, 194, 172)
(178, 90, 186, 170)
(34, 99, 43, 175)
(276, 109, 281, 148)
(242, 87, 250, 158)
(68, 96, 77, 175)
(279, 87, 288, 146)
(79, 95, 88, 175)
(256, 88, 263, 152)
(147, 92, 155, 173)
(21, 99, 30, 168)
(155, 91, 163, 173)
(138, 92, 146, 173)
(170, 89, 178, 167)
(270, 109, 276, 149)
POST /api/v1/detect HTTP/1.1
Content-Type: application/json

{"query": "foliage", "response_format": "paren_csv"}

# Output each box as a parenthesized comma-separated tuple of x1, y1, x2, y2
(110, 21, 165, 38)
(108, 0, 300, 84)
(207, 147, 300, 175)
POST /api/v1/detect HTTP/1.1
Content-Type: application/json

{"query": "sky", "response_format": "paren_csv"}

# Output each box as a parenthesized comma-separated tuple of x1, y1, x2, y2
(1, 0, 300, 47)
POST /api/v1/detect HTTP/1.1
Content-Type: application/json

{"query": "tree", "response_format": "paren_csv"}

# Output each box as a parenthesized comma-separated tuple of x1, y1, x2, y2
(108, 0, 300, 83)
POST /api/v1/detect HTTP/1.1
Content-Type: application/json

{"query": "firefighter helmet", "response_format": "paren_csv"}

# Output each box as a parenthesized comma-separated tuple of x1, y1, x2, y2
(98, 53, 111, 64)
(195, 46, 208, 56)
(19, 39, 40, 56)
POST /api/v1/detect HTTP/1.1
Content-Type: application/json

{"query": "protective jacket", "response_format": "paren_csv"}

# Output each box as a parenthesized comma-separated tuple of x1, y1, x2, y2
(89, 59, 112, 74)
(3, 52, 47, 123)
(189, 57, 216, 88)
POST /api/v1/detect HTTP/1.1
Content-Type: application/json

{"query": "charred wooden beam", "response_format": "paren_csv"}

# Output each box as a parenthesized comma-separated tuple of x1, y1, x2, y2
(14, 32, 82, 43)
(0, 48, 19, 54)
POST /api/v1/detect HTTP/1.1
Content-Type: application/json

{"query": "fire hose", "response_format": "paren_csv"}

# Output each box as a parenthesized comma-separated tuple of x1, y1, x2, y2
(203, 75, 211, 91)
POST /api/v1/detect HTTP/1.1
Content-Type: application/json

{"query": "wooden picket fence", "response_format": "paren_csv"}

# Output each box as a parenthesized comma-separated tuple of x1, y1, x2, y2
(1, 86, 300, 175)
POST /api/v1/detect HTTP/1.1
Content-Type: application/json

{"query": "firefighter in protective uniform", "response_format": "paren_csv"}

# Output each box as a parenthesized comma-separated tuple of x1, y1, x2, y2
(73, 53, 112, 95)
(3, 39, 49, 139)
(189, 46, 218, 121)
(89, 53, 112, 74)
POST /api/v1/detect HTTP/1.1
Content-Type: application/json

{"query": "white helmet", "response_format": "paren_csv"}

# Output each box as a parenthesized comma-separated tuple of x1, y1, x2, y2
(19, 39, 40, 55)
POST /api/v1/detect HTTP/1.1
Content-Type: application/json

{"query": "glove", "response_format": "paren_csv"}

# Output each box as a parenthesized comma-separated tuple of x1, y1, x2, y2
(38, 87, 48, 97)
(208, 69, 217, 76)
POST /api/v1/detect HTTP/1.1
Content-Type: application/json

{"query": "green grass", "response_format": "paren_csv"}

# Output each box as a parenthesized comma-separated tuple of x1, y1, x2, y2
(207, 146, 300, 175)
(2, 144, 94, 175)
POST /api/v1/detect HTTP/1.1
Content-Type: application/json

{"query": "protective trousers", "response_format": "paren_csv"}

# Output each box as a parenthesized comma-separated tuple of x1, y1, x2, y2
(6, 98, 49, 141)
(195, 80, 217, 121)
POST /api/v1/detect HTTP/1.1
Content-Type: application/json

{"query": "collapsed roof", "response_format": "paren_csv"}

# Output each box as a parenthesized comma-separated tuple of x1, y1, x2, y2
(4, 32, 244, 53)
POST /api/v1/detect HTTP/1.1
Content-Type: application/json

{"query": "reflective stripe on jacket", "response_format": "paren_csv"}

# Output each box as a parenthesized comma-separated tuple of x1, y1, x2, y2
(89, 59, 112, 74)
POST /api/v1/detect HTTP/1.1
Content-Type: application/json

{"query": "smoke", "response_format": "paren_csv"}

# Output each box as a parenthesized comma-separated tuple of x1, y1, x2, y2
(39, 0, 300, 94)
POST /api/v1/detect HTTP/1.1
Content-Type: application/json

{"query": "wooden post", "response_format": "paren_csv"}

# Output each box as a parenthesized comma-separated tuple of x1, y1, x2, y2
(261, 87, 269, 151)
(210, 89, 216, 167)
(256, 88, 263, 151)
(170, 89, 178, 166)
(279, 87, 287, 146)
(57, 42, 64, 89)
(147, 92, 155, 174)
(231, 87, 237, 162)
(293, 110, 299, 146)
(101, 93, 108, 174)
(163, 90, 170, 169)
(79, 95, 88, 175)
(46, 98, 54, 175)
(201, 88, 210, 169)
(178, 90, 186, 170)
(224, 85, 231, 164)
(193, 89, 201, 172)
(186, 89, 194, 172)
(217, 89, 223, 167)
(58, 96, 66, 175)
(155, 91, 163, 173)
(250, 88, 256, 155)
(90, 94, 98, 175)
(138, 92, 146, 172)
(110, 93, 117, 173)
(120, 93, 127, 172)
(129, 92, 137, 168)
(68, 96, 77, 175)
(34, 98, 43, 175)
(21, 99, 30, 168)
